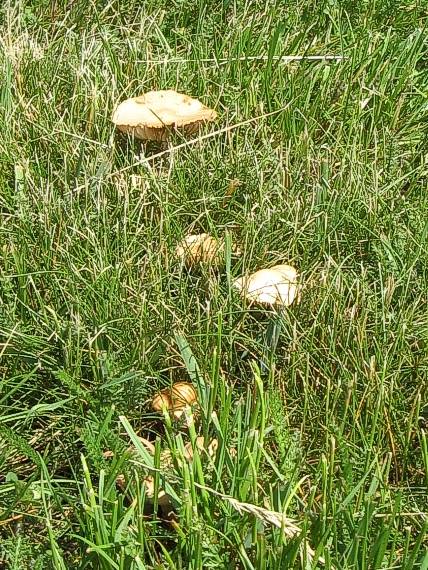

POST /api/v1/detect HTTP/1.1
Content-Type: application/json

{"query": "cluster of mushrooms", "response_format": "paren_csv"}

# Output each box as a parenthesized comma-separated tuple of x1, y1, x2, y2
(111, 89, 299, 517)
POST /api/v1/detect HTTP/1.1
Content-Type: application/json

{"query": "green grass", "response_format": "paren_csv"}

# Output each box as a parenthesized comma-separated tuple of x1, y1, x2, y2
(1, 0, 427, 568)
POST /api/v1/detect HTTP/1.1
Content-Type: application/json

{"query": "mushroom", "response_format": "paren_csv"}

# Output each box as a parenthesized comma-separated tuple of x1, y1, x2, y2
(152, 382, 198, 421)
(116, 473, 175, 521)
(142, 476, 176, 520)
(176, 233, 242, 268)
(112, 90, 217, 142)
(233, 264, 299, 374)
(160, 436, 219, 468)
(233, 264, 298, 307)
(116, 437, 218, 521)
(183, 437, 218, 462)
(111, 433, 220, 523)
(175, 234, 224, 267)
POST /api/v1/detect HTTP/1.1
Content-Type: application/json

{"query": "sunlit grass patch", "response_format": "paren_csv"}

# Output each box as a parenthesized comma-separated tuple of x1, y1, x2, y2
(1, 0, 427, 568)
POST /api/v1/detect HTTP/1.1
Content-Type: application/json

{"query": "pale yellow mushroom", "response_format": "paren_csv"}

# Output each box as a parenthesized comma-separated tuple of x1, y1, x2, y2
(113, 434, 219, 522)
(233, 264, 298, 307)
(112, 90, 217, 142)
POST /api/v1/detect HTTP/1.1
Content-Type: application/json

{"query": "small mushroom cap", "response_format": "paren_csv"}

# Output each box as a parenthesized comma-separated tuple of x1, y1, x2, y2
(170, 381, 198, 407)
(176, 233, 224, 267)
(142, 477, 173, 511)
(112, 90, 217, 141)
(176, 233, 242, 268)
(152, 382, 198, 418)
(152, 391, 173, 413)
(233, 264, 298, 307)
(183, 437, 218, 462)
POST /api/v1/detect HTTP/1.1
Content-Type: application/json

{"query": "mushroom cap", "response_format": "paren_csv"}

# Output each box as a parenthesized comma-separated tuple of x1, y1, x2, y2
(112, 90, 217, 141)
(151, 391, 172, 413)
(233, 264, 298, 307)
(142, 476, 169, 503)
(176, 233, 224, 267)
(170, 382, 198, 408)
(183, 436, 218, 461)
(176, 233, 242, 268)
(152, 382, 198, 418)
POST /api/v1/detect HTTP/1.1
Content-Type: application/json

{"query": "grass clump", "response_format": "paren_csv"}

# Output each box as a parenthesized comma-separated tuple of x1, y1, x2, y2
(1, 0, 427, 568)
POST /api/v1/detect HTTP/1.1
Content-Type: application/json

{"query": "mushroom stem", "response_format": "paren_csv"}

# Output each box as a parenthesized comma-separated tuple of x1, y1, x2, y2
(260, 308, 285, 375)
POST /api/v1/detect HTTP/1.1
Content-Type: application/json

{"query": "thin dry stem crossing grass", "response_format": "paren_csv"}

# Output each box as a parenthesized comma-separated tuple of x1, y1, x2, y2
(136, 55, 346, 65)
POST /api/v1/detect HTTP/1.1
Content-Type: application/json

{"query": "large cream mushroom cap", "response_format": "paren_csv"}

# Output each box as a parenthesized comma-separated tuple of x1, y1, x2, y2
(233, 264, 298, 307)
(112, 90, 217, 141)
